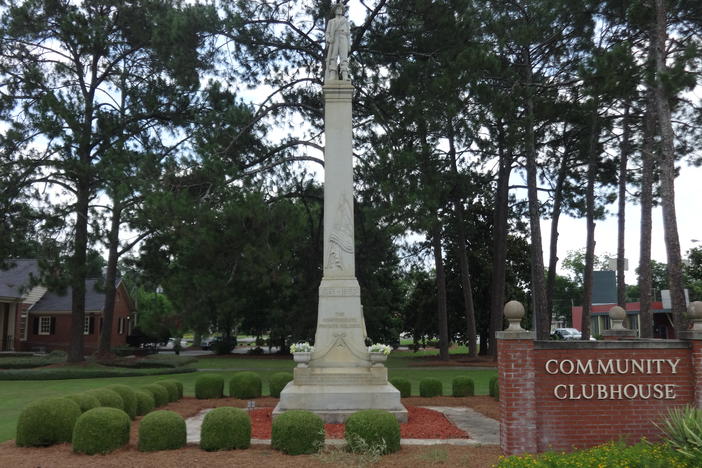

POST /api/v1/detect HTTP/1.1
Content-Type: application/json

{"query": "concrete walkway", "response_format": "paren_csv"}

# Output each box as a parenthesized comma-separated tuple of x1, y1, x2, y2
(185, 406, 499, 446)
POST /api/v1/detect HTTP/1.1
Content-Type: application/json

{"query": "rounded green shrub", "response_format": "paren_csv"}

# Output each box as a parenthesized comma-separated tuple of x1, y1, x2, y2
(389, 378, 411, 398)
(138, 410, 186, 452)
(489, 376, 499, 400)
(200, 407, 251, 451)
(271, 410, 324, 455)
(452, 376, 475, 397)
(419, 378, 443, 397)
(142, 384, 169, 407)
(72, 407, 130, 455)
(229, 372, 262, 399)
(106, 384, 137, 419)
(155, 380, 179, 402)
(16, 397, 81, 447)
(195, 374, 224, 399)
(345, 409, 400, 455)
(135, 390, 156, 416)
(84, 388, 124, 410)
(167, 380, 184, 399)
(269, 372, 293, 398)
(65, 393, 101, 413)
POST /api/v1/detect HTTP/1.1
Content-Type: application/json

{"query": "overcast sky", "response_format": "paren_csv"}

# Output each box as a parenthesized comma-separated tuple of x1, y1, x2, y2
(535, 163, 702, 284)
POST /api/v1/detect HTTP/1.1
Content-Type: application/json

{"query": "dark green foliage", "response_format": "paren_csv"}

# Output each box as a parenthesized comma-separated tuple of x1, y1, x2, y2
(0, 367, 196, 380)
(138, 410, 187, 452)
(195, 374, 224, 399)
(135, 390, 156, 416)
(15, 397, 81, 447)
(229, 372, 262, 399)
(172, 380, 184, 399)
(65, 393, 101, 413)
(85, 389, 124, 410)
(345, 410, 401, 455)
(155, 380, 179, 402)
(200, 407, 251, 451)
(489, 376, 500, 400)
(101, 356, 197, 369)
(212, 338, 235, 355)
(0, 353, 66, 369)
(419, 378, 443, 397)
(72, 407, 130, 455)
(389, 378, 411, 398)
(268, 372, 293, 398)
(271, 410, 324, 455)
(452, 377, 475, 397)
(141, 384, 169, 407)
(106, 385, 138, 419)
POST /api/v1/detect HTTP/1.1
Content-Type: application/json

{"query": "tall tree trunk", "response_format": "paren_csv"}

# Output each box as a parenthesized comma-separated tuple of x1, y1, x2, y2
(97, 198, 122, 357)
(654, 0, 687, 335)
(523, 49, 549, 339)
(69, 176, 89, 363)
(432, 226, 450, 361)
(488, 121, 512, 355)
(639, 99, 656, 338)
(582, 112, 600, 341)
(617, 105, 631, 308)
(546, 145, 569, 319)
(447, 126, 477, 357)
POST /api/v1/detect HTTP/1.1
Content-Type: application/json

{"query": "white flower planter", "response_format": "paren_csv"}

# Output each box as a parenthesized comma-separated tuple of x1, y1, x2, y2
(369, 351, 388, 367)
(293, 351, 312, 368)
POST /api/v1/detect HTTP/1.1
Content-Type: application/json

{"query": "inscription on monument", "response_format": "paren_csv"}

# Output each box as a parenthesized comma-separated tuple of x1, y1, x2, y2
(544, 358, 682, 400)
(319, 287, 361, 297)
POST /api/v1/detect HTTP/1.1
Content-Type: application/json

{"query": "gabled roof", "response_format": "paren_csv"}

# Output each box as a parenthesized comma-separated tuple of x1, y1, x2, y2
(31, 278, 108, 313)
(0, 259, 39, 299)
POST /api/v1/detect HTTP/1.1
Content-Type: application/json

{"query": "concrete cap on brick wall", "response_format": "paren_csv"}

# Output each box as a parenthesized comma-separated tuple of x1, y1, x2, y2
(504, 300, 526, 332)
(609, 306, 627, 330)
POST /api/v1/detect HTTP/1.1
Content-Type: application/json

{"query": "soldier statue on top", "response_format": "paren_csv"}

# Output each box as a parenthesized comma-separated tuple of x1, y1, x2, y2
(325, 2, 350, 82)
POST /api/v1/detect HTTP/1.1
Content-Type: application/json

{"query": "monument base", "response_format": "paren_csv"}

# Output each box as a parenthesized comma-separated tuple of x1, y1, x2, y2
(273, 374, 407, 423)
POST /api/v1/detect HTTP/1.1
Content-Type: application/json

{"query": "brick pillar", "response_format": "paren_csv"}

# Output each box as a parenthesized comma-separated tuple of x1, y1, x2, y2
(680, 301, 702, 407)
(496, 301, 537, 455)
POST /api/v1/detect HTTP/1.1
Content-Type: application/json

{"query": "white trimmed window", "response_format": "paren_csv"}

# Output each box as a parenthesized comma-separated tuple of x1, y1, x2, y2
(83, 316, 90, 335)
(118, 317, 124, 335)
(38, 316, 51, 335)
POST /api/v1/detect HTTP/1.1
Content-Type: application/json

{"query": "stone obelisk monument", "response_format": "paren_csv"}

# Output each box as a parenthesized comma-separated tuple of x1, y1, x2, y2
(274, 2, 407, 423)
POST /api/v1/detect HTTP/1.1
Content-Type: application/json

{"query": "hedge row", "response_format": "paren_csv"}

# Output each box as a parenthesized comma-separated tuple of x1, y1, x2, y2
(391, 376, 480, 397)
(194, 372, 293, 399)
(0, 350, 67, 369)
(15, 378, 185, 450)
(0, 366, 196, 380)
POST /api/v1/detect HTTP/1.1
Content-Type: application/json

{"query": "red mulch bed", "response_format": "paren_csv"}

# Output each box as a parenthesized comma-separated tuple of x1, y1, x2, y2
(0, 396, 501, 468)
(248, 406, 468, 439)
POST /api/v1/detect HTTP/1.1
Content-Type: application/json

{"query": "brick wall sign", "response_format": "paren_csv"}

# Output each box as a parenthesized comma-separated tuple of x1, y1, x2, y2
(496, 300, 702, 456)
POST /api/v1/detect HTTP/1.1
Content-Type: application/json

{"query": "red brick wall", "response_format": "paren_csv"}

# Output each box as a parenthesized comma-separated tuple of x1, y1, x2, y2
(498, 338, 537, 454)
(498, 337, 696, 455)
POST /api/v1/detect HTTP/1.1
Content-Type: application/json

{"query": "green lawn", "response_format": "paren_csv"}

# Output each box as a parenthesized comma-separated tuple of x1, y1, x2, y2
(0, 355, 497, 444)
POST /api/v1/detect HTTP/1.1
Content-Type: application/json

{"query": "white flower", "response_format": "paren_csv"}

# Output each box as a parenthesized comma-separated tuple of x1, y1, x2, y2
(368, 343, 392, 355)
(290, 342, 314, 353)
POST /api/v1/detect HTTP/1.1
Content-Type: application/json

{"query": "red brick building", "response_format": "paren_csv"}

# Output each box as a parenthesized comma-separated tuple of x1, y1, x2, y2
(0, 260, 135, 353)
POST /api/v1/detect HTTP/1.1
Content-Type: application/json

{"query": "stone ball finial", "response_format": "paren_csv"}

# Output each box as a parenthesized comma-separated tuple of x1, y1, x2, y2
(504, 301, 526, 332)
(609, 305, 627, 330)
(688, 301, 702, 331)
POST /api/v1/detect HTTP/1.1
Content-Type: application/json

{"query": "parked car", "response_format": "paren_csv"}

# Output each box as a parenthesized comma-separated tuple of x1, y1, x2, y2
(552, 328, 582, 340)
(551, 328, 597, 341)
(200, 336, 215, 350)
